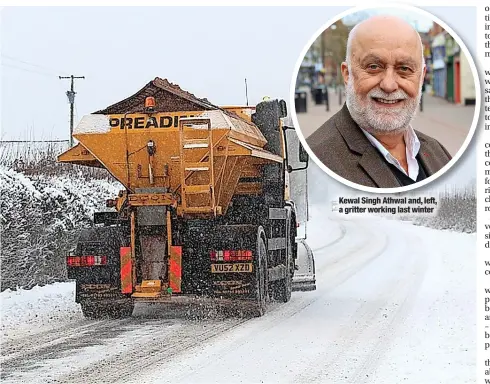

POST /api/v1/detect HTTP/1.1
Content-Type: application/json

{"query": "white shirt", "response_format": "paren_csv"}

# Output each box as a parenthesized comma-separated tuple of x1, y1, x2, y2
(360, 126, 421, 181)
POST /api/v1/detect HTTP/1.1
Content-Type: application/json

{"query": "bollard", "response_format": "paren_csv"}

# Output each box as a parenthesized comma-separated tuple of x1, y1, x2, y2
(325, 88, 330, 111)
(338, 86, 343, 105)
(314, 87, 323, 105)
(295, 91, 307, 113)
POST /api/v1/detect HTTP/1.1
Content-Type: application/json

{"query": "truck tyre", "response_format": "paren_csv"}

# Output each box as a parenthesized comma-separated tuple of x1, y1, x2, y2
(81, 302, 134, 319)
(251, 237, 268, 317)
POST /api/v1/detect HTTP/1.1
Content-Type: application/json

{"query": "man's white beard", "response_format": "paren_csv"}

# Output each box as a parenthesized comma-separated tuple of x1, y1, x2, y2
(345, 76, 422, 135)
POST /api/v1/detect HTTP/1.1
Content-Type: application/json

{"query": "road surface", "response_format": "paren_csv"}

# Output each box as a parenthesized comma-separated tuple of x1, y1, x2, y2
(1, 207, 475, 383)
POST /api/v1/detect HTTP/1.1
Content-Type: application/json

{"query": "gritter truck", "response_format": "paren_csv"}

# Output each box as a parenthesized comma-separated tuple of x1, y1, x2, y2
(58, 78, 315, 318)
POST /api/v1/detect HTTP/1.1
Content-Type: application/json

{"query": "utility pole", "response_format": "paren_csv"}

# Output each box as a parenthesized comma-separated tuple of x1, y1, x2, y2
(59, 75, 85, 147)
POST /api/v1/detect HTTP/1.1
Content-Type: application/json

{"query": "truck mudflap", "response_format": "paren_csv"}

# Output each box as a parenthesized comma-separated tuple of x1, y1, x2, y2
(69, 226, 131, 304)
(210, 254, 257, 298)
(292, 239, 316, 291)
(182, 223, 260, 300)
(211, 275, 255, 296)
(76, 283, 131, 303)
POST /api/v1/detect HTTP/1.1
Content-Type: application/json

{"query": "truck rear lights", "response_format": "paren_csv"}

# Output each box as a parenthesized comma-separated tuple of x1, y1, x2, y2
(67, 255, 107, 267)
(210, 250, 253, 262)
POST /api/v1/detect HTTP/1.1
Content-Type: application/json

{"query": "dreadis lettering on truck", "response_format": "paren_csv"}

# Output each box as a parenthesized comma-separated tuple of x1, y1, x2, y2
(108, 112, 199, 130)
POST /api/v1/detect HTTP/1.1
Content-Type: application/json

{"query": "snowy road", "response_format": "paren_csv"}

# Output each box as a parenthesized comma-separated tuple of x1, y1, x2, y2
(1, 209, 475, 384)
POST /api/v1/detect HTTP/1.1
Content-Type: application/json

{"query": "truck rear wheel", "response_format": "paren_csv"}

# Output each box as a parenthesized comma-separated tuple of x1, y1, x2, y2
(81, 301, 134, 319)
(251, 237, 268, 317)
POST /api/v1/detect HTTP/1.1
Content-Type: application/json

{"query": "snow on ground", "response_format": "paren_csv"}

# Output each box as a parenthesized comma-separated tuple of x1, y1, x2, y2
(0, 207, 475, 383)
(134, 216, 475, 384)
(304, 203, 343, 250)
(1, 282, 82, 340)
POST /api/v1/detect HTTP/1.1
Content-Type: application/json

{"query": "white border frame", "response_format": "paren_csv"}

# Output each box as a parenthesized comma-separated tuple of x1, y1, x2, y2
(289, 3, 481, 194)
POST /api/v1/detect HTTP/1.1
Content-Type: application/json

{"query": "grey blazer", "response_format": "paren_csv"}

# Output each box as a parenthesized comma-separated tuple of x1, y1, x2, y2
(306, 104, 452, 188)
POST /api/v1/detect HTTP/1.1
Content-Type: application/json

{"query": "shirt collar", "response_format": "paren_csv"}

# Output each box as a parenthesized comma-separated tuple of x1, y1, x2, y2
(360, 126, 421, 181)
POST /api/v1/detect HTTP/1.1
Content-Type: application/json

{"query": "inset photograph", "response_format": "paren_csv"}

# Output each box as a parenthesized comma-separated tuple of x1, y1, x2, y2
(292, 6, 479, 192)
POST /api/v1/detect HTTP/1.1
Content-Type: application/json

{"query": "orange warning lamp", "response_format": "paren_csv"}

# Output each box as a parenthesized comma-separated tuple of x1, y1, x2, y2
(145, 96, 156, 112)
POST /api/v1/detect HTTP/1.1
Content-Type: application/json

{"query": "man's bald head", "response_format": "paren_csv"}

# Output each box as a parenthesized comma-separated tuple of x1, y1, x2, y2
(345, 15, 424, 69)
(341, 15, 427, 136)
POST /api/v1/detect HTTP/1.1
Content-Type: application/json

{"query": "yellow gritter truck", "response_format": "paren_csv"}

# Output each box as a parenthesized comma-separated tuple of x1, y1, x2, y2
(58, 78, 315, 318)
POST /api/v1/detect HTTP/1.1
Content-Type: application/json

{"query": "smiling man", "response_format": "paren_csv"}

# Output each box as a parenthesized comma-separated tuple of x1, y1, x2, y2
(307, 15, 451, 188)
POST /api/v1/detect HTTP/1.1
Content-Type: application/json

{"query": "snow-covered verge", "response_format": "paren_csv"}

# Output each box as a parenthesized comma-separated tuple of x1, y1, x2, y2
(0, 166, 121, 291)
(1, 282, 82, 339)
(413, 188, 476, 233)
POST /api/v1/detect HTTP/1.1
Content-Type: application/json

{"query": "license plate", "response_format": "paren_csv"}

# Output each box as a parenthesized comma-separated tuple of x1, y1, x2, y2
(211, 263, 253, 273)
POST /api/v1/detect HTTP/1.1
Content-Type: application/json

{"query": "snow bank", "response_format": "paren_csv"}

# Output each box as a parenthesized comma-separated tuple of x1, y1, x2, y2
(1, 282, 82, 338)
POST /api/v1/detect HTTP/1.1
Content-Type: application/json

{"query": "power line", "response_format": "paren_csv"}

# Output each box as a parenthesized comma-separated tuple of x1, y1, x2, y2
(2, 54, 69, 76)
(1, 62, 55, 77)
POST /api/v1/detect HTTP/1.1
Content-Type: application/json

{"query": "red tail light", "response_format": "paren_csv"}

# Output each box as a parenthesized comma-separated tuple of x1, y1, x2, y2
(224, 250, 231, 261)
(67, 256, 80, 267)
(86, 255, 95, 266)
(67, 256, 107, 267)
(209, 250, 253, 261)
